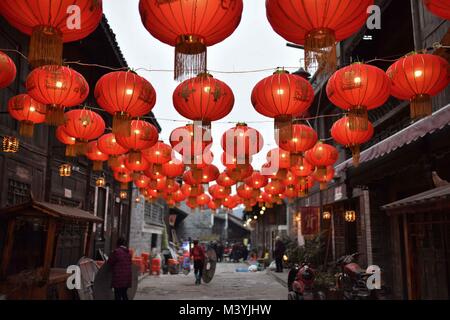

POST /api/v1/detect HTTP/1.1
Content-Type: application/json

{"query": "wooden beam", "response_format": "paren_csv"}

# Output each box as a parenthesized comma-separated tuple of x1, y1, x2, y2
(0, 219, 16, 280)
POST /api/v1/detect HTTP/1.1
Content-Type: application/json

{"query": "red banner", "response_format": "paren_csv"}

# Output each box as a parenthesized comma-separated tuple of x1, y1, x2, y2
(300, 207, 321, 236)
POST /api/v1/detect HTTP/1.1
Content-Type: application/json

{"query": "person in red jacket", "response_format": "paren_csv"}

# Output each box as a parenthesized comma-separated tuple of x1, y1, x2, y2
(191, 240, 206, 285)
(108, 237, 132, 300)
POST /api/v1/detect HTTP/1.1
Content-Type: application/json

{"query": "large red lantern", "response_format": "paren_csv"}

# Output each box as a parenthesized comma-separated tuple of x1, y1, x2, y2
(244, 171, 269, 189)
(221, 123, 263, 165)
(266, 0, 373, 72)
(424, 0, 450, 20)
(114, 170, 133, 190)
(62, 109, 105, 155)
(264, 180, 286, 196)
(86, 140, 108, 172)
(277, 123, 318, 166)
(305, 141, 338, 176)
(387, 53, 449, 119)
(173, 73, 234, 127)
(327, 63, 391, 130)
(97, 133, 129, 167)
(216, 171, 236, 195)
(291, 158, 314, 178)
(95, 71, 157, 136)
(209, 184, 230, 200)
(183, 164, 219, 185)
(8, 94, 46, 137)
(56, 125, 76, 157)
(162, 159, 185, 179)
(125, 155, 150, 175)
(224, 163, 254, 182)
(0, 0, 102, 67)
(170, 123, 212, 163)
(142, 141, 173, 174)
(115, 120, 159, 163)
(0, 51, 16, 88)
(312, 166, 335, 190)
(134, 174, 151, 191)
(222, 195, 240, 210)
(251, 70, 314, 142)
(26, 65, 89, 125)
(139, 0, 243, 80)
(331, 116, 374, 166)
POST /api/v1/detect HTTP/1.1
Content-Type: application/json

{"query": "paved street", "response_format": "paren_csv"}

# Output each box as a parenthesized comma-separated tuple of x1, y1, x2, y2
(135, 263, 287, 300)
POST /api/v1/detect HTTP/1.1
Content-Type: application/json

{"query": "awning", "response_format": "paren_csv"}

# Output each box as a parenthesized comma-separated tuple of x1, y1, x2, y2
(381, 184, 450, 212)
(0, 200, 103, 223)
(336, 104, 450, 174)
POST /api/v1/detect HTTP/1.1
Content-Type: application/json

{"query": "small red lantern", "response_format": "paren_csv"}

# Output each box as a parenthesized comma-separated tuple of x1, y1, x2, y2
(116, 120, 159, 163)
(244, 171, 269, 189)
(8, 94, 46, 137)
(387, 53, 449, 119)
(0, 0, 103, 67)
(305, 141, 338, 177)
(139, 0, 243, 80)
(224, 163, 254, 182)
(208, 184, 231, 199)
(162, 159, 185, 178)
(97, 133, 129, 167)
(95, 71, 157, 136)
(196, 193, 211, 207)
(331, 116, 374, 166)
(114, 170, 133, 190)
(172, 189, 187, 204)
(142, 140, 173, 174)
(327, 63, 391, 130)
(110, 154, 128, 173)
(221, 123, 264, 164)
(252, 69, 314, 142)
(0, 51, 16, 88)
(216, 172, 236, 195)
(266, 148, 291, 180)
(181, 183, 204, 198)
(173, 73, 234, 127)
(134, 174, 151, 191)
(208, 200, 219, 213)
(56, 125, 77, 157)
(283, 171, 299, 187)
(86, 141, 109, 171)
(26, 65, 89, 125)
(266, 0, 373, 72)
(312, 166, 335, 190)
(424, 0, 450, 20)
(125, 155, 150, 175)
(62, 109, 105, 155)
(265, 180, 286, 196)
(170, 123, 212, 163)
(291, 158, 314, 178)
(277, 123, 318, 166)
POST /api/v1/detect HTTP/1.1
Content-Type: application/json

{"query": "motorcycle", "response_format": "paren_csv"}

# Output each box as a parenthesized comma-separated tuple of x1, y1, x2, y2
(287, 263, 326, 300)
(335, 252, 387, 300)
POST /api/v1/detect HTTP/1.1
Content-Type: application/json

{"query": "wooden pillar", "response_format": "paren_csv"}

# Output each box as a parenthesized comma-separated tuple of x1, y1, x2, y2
(84, 222, 93, 258)
(402, 213, 414, 300)
(42, 219, 57, 282)
(0, 219, 16, 280)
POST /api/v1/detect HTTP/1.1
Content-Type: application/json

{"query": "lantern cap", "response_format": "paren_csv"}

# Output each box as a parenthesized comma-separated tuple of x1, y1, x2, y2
(236, 122, 247, 127)
(273, 67, 289, 75)
(197, 72, 213, 78)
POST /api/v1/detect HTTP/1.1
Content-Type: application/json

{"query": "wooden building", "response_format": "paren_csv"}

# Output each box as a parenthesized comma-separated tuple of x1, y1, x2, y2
(291, 0, 450, 299)
(0, 15, 161, 277)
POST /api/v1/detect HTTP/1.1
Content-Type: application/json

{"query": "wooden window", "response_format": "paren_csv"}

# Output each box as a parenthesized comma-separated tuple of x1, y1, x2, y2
(7, 179, 30, 206)
(144, 202, 164, 226)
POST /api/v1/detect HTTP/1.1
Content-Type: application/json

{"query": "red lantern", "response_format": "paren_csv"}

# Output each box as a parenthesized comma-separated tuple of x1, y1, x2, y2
(149, 176, 167, 190)
(8, 94, 46, 137)
(97, 133, 129, 167)
(125, 155, 150, 174)
(183, 164, 219, 185)
(298, 176, 316, 197)
(162, 159, 185, 178)
(283, 171, 299, 187)
(134, 174, 151, 191)
(216, 171, 236, 195)
(86, 141, 108, 171)
(208, 200, 219, 212)
(142, 141, 173, 174)
(312, 166, 335, 191)
(56, 125, 77, 157)
(110, 154, 128, 173)
(225, 163, 254, 182)
(164, 181, 181, 194)
(181, 183, 204, 198)
(139, 0, 243, 80)
(208, 184, 230, 200)
(223, 195, 240, 210)
(266, 148, 291, 180)
(114, 170, 133, 190)
(221, 123, 263, 164)
(327, 63, 391, 130)
(266, 0, 373, 72)
(170, 123, 212, 161)
(244, 171, 269, 189)
(251, 69, 314, 142)
(331, 116, 374, 167)
(115, 120, 159, 163)
(387, 53, 449, 119)
(305, 141, 338, 177)
(196, 193, 211, 207)
(0, 51, 16, 88)
(277, 123, 318, 166)
(0, 0, 102, 67)
(424, 0, 450, 20)
(62, 109, 105, 155)
(95, 71, 157, 136)
(265, 180, 286, 196)
(172, 189, 187, 203)
(283, 186, 298, 201)
(173, 73, 234, 128)
(291, 158, 314, 178)
(26, 65, 89, 125)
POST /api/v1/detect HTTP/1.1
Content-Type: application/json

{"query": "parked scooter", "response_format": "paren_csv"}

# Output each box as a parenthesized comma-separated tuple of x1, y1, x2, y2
(335, 252, 387, 300)
(287, 263, 326, 300)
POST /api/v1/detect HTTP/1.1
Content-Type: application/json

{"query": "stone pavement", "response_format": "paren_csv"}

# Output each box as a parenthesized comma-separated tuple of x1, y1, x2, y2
(135, 263, 287, 300)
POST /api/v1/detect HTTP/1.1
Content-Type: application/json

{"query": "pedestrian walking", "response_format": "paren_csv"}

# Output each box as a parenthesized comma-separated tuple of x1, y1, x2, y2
(273, 236, 286, 273)
(216, 242, 224, 262)
(191, 240, 206, 285)
(108, 237, 132, 300)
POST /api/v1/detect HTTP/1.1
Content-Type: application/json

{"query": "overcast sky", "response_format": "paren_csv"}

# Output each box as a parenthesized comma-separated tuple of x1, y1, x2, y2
(103, 0, 304, 171)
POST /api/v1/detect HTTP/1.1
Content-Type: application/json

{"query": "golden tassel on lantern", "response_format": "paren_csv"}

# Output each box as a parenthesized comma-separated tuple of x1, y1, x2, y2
(29, 26, 63, 68)
(304, 28, 336, 74)
(410, 94, 432, 119)
(128, 151, 142, 164)
(92, 160, 103, 172)
(75, 140, 88, 156)
(348, 106, 368, 131)
(274, 115, 293, 146)
(108, 155, 120, 167)
(45, 105, 65, 126)
(65, 144, 76, 157)
(316, 166, 327, 178)
(113, 112, 132, 137)
(19, 121, 35, 138)
(175, 35, 207, 81)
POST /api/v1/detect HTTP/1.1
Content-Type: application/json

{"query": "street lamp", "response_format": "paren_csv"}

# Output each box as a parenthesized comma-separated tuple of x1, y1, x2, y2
(59, 164, 72, 177)
(344, 210, 357, 222)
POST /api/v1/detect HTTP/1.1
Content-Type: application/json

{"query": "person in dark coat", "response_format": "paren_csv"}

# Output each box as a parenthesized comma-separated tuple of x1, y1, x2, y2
(108, 237, 132, 300)
(273, 236, 286, 273)
(191, 240, 206, 285)
(216, 242, 224, 262)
